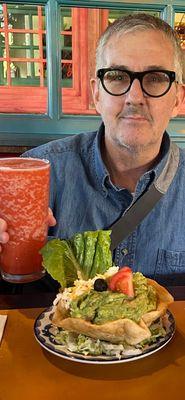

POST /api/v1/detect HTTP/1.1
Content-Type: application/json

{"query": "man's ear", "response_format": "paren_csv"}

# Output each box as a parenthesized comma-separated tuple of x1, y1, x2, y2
(171, 84, 185, 118)
(90, 78, 101, 114)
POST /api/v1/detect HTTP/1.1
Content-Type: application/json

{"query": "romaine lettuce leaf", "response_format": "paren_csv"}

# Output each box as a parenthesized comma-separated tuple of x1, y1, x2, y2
(40, 230, 113, 287)
(40, 239, 79, 287)
(71, 229, 112, 279)
(71, 231, 99, 279)
(90, 230, 112, 278)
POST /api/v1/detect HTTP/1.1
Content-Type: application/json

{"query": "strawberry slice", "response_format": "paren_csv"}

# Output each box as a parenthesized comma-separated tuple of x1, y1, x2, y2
(108, 266, 134, 297)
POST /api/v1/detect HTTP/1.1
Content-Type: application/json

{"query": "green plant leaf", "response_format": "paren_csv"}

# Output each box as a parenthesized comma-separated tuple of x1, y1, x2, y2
(40, 239, 80, 288)
(40, 230, 113, 287)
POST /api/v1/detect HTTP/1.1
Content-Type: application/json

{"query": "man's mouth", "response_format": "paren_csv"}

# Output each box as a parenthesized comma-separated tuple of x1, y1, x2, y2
(123, 115, 148, 121)
(118, 107, 152, 123)
(119, 115, 150, 124)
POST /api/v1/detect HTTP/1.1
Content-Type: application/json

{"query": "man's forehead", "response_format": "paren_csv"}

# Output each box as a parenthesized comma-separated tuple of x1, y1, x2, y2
(102, 29, 174, 68)
(105, 28, 171, 47)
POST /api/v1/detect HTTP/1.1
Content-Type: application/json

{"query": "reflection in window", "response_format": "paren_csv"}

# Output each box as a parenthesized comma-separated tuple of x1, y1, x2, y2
(61, 8, 72, 88)
(0, 4, 46, 87)
(174, 13, 185, 115)
(174, 13, 185, 50)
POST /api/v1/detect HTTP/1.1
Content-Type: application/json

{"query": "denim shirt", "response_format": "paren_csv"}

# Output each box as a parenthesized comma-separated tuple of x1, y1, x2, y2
(24, 124, 185, 285)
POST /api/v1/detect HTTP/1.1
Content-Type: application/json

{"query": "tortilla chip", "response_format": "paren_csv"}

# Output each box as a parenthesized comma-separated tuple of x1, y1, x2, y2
(51, 278, 174, 345)
(56, 316, 151, 345)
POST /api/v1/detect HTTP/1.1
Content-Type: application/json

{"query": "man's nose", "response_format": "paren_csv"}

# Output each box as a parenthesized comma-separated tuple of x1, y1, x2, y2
(125, 78, 145, 104)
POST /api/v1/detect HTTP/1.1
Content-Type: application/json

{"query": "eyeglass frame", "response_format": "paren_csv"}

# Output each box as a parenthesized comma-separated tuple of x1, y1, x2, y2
(97, 68, 176, 98)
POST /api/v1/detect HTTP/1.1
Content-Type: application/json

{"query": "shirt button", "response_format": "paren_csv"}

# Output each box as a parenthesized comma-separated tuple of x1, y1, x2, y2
(121, 248, 128, 256)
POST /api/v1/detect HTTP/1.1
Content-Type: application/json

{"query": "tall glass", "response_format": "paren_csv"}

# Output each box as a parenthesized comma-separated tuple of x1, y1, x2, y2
(0, 157, 50, 283)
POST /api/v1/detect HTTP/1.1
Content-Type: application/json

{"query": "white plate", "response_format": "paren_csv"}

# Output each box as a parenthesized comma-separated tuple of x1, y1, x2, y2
(34, 307, 175, 364)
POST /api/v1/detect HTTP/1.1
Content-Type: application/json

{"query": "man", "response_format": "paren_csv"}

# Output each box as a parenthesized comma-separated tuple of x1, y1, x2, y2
(0, 13, 185, 285)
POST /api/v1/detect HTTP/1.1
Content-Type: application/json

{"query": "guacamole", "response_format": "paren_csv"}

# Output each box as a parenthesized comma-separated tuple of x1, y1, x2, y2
(70, 272, 157, 324)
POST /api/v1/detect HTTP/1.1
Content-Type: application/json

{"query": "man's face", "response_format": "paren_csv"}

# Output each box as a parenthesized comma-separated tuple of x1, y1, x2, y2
(91, 29, 184, 155)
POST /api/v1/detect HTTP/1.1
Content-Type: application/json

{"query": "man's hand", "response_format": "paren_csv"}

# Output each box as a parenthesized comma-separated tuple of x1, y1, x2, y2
(0, 208, 56, 253)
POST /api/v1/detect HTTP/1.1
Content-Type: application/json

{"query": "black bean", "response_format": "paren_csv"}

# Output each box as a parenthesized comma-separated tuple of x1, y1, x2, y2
(93, 278, 108, 292)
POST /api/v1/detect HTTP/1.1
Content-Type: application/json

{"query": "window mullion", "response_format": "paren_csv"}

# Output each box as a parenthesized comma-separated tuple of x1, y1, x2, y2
(3, 4, 11, 85)
(46, 0, 61, 119)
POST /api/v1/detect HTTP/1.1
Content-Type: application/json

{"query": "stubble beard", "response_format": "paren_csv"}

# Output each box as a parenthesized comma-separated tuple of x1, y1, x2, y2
(107, 117, 160, 157)
(108, 127, 151, 156)
(110, 105, 155, 154)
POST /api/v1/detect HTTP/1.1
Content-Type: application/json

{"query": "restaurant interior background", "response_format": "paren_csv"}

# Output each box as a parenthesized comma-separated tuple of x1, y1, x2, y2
(0, 0, 185, 294)
(0, 0, 185, 158)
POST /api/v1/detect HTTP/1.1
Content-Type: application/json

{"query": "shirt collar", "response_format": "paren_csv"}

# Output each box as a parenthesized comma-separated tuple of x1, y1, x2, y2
(153, 131, 171, 178)
(140, 131, 171, 183)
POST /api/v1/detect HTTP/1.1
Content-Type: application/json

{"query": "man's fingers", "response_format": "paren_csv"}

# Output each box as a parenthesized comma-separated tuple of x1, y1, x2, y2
(0, 219, 9, 243)
(0, 232, 9, 251)
(0, 218, 7, 231)
(0, 231, 9, 243)
(0, 219, 9, 252)
(48, 208, 57, 227)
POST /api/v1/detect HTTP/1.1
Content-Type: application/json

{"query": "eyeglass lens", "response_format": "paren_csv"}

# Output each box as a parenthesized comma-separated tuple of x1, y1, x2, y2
(102, 70, 171, 97)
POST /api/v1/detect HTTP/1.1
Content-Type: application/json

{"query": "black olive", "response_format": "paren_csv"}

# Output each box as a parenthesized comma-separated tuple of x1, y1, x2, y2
(94, 278, 108, 292)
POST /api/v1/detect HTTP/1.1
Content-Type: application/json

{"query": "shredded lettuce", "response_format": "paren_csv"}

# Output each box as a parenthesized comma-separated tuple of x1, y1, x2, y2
(52, 318, 166, 358)
(40, 230, 112, 287)
(53, 330, 141, 358)
(136, 319, 166, 348)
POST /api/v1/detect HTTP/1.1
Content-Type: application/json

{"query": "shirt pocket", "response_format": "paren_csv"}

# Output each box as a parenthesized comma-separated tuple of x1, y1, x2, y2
(155, 249, 185, 285)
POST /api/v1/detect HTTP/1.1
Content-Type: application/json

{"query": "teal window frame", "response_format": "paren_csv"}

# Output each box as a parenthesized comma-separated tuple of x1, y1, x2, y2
(0, 0, 185, 148)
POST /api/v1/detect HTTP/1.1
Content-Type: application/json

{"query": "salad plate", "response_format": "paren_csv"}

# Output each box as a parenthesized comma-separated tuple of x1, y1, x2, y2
(34, 306, 175, 364)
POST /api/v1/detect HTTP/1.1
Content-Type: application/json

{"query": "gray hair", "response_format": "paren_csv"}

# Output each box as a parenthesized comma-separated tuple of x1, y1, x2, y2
(96, 13, 184, 83)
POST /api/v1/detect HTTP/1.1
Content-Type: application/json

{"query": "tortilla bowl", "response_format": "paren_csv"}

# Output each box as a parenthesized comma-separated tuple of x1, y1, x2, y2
(51, 278, 174, 346)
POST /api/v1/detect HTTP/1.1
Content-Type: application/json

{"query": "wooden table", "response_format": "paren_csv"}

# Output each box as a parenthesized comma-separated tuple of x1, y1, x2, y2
(1, 301, 185, 400)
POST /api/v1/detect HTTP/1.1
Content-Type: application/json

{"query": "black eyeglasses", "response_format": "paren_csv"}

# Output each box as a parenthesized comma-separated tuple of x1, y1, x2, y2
(97, 68, 176, 98)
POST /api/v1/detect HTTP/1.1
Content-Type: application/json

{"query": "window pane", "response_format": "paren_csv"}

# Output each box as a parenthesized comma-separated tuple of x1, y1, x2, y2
(0, 61, 7, 84)
(0, 3, 47, 114)
(174, 13, 185, 116)
(61, 8, 72, 89)
(174, 13, 185, 49)
(6, 4, 45, 30)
